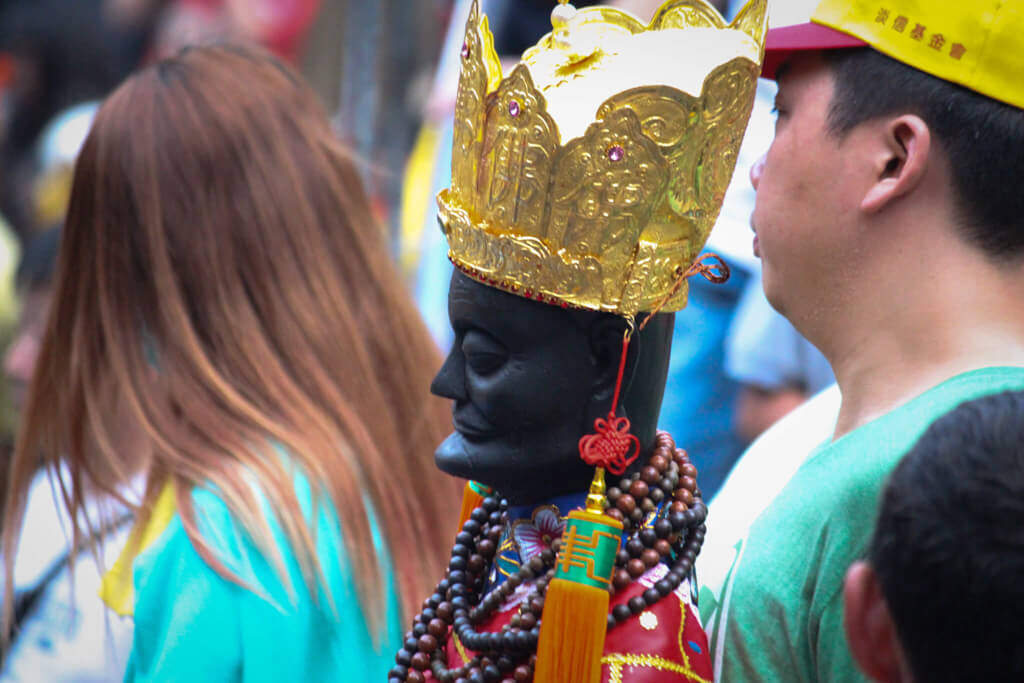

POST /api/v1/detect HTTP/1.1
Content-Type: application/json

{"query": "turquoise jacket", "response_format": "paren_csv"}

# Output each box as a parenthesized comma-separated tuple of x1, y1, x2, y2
(113, 478, 402, 682)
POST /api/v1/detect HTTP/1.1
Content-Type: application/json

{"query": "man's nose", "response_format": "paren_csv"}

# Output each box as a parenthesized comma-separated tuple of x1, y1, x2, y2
(750, 153, 765, 191)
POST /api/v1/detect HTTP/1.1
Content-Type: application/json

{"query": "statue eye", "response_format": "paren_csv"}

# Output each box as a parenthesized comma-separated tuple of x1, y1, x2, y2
(462, 330, 508, 376)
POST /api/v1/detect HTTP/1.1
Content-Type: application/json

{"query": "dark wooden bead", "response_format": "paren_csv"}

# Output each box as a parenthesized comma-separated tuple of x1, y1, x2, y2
(616, 548, 630, 565)
(428, 618, 447, 638)
(540, 548, 555, 564)
(607, 486, 622, 501)
(649, 454, 669, 473)
(468, 670, 485, 683)
(674, 488, 695, 505)
(462, 520, 481, 536)
(407, 670, 426, 683)
(627, 558, 646, 578)
(641, 548, 660, 568)
(418, 634, 438, 653)
(649, 488, 665, 503)
(389, 666, 408, 679)
(513, 665, 532, 682)
(616, 493, 636, 515)
(477, 539, 496, 557)
(452, 544, 470, 558)
(626, 538, 645, 557)
(455, 532, 474, 546)
(643, 588, 661, 605)
(629, 479, 650, 499)
(680, 463, 698, 479)
(483, 664, 501, 681)
(404, 636, 419, 652)
(412, 650, 432, 669)
(612, 604, 632, 623)
(607, 614, 617, 630)
(436, 601, 453, 621)
(656, 579, 674, 596)
(613, 569, 632, 590)
(489, 511, 503, 526)
(669, 510, 687, 530)
(606, 507, 625, 523)
(640, 498, 656, 513)
(487, 526, 503, 543)
(471, 507, 489, 523)
(530, 596, 544, 615)
(527, 555, 545, 573)
(467, 554, 486, 573)
(519, 612, 537, 630)
(654, 519, 672, 539)
(451, 596, 470, 611)
(680, 475, 697, 493)
(628, 596, 646, 614)
(640, 466, 660, 484)
(655, 539, 672, 557)
(413, 623, 428, 637)
(496, 655, 515, 673)
(396, 649, 412, 666)
(639, 528, 658, 547)
(449, 556, 467, 571)
(420, 606, 436, 623)
(448, 570, 467, 585)
(630, 507, 644, 523)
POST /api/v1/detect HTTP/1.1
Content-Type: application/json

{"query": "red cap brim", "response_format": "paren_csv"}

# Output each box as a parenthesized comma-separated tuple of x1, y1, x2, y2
(762, 22, 868, 79)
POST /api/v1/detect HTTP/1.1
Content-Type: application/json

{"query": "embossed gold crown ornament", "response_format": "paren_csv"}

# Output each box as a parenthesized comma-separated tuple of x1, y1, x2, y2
(439, 0, 768, 318)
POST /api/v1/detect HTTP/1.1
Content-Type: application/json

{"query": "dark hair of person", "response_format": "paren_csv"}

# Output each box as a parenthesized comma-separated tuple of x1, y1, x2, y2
(824, 48, 1024, 261)
(869, 390, 1024, 683)
(14, 226, 61, 291)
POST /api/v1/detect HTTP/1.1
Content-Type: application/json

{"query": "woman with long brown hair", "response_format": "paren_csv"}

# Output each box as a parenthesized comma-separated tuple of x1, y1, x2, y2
(1, 43, 458, 679)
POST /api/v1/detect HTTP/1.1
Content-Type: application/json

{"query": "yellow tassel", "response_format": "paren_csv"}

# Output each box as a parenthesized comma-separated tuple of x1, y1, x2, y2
(534, 575, 610, 683)
(535, 469, 622, 683)
(456, 480, 493, 534)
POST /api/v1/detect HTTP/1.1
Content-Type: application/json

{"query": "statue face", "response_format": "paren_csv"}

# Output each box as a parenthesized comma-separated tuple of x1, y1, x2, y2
(431, 271, 600, 503)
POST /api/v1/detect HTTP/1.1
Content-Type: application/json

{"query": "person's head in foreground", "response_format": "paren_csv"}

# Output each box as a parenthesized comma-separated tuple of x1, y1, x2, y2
(0, 42, 456, 646)
(843, 390, 1024, 682)
(755, 1, 1024, 424)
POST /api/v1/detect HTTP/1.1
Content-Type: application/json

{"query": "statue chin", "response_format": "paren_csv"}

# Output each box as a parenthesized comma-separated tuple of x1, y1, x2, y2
(434, 429, 599, 505)
(434, 431, 477, 481)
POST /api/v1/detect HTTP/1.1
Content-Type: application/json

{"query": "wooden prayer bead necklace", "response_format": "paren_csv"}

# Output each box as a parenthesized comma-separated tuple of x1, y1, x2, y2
(389, 431, 706, 683)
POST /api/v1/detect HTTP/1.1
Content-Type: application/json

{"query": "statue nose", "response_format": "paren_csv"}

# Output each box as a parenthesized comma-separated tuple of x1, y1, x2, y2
(430, 346, 468, 401)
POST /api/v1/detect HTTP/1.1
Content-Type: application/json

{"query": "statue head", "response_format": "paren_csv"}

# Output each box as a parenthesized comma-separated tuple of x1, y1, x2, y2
(431, 0, 766, 503)
(432, 270, 674, 504)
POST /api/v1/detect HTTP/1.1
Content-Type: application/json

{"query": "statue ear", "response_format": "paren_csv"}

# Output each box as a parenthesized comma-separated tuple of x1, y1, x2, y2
(586, 314, 633, 414)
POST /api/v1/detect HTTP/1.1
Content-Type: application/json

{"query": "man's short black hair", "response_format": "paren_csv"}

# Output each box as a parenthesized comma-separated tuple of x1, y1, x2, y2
(870, 390, 1024, 683)
(825, 48, 1024, 261)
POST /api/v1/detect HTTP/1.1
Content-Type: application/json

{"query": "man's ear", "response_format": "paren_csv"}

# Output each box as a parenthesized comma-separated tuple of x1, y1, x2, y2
(843, 561, 907, 683)
(860, 114, 931, 214)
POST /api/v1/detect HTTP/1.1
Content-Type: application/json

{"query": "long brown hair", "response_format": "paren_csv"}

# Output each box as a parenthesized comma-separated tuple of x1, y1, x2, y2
(1, 43, 458, 632)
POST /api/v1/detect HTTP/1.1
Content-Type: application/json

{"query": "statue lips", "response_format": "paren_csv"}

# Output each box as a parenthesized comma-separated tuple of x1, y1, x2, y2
(451, 402, 499, 441)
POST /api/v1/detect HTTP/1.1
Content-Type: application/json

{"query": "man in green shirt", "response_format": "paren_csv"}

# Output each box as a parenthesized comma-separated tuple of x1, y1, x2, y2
(698, 1, 1024, 680)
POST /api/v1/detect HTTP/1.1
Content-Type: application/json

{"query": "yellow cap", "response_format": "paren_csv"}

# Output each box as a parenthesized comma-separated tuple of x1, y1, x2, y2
(764, 0, 1024, 111)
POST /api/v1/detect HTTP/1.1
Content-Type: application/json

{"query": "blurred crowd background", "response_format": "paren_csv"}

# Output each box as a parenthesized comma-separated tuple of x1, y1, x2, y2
(0, 0, 826, 506)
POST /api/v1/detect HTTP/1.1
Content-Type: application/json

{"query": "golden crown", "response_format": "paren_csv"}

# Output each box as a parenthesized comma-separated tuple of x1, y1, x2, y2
(438, 0, 767, 318)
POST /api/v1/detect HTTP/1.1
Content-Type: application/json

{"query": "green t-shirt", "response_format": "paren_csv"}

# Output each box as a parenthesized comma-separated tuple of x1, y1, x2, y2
(700, 366, 1024, 682)
(124, 476, 402, 682)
